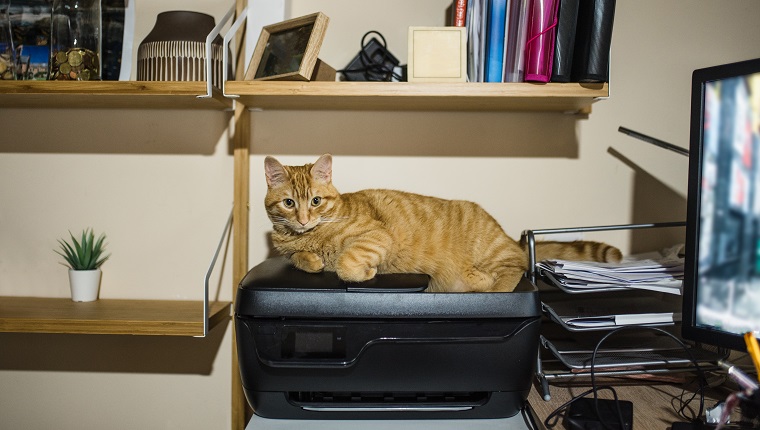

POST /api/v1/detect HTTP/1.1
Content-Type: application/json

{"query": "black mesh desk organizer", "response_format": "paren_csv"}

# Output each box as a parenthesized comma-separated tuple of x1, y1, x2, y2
(235, 257, 541, 420)
(521, 223, 728, 401)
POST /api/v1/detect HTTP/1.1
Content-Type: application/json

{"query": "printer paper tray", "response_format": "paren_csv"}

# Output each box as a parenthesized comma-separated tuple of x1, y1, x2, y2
(249, 391, 529, 420)
(290, 391, 488, 412)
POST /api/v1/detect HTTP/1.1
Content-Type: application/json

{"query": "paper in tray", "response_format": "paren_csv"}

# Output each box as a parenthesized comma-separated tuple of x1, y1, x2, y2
(540, 271, 682, 295)
(536, 250, 684, 295)
(541, 293, 681, 332)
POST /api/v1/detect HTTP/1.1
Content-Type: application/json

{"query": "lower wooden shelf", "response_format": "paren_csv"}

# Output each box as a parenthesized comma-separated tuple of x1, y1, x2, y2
(0, 297, 231, 336)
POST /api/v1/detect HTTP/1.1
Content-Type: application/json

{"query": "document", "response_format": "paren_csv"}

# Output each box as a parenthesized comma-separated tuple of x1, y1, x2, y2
(537, 247, 684, 295)
(543, 294, 681, 330)
(560, 312, 681, 329)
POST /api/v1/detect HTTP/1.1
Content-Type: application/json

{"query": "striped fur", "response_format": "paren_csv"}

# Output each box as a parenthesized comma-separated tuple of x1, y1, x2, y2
(264, 155, 622, 292)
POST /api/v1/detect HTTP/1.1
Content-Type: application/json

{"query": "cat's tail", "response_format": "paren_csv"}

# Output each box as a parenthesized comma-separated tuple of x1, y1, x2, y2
(520, 239, 623, 264)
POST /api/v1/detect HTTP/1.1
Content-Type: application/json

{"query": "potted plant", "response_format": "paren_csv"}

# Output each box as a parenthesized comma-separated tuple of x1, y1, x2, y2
(55, 228, 110, 302)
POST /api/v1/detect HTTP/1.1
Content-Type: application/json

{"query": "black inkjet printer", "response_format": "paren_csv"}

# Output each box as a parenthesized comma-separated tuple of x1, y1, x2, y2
(235, 257, 541, 420)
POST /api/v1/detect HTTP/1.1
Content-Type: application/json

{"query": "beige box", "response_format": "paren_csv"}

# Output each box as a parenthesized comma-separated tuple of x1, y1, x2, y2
(407, 26, 467, 82)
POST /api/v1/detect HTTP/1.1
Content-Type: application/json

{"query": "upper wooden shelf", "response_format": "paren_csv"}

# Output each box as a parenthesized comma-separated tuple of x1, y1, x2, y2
(0, 81, 232, 110)
(225, 81, 609, 113)
(0, 80, 607, 113)
(0, 297, 231, 336)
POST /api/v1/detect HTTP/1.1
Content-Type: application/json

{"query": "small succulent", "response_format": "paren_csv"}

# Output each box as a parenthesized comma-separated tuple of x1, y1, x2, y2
(55, 228, 110, 270)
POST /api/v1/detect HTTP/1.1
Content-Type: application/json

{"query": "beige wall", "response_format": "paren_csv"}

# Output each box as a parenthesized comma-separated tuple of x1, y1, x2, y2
(1, 0, 759, 428)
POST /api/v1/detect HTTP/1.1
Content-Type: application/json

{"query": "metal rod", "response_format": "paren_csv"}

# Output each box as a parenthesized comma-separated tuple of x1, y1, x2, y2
(535, 345, 552, 401)
(527, 230, 537, 283)
(202, 208, 234, 337)
(527, 221, 686, 236)
(522, 222, 686, 280)
(199, 3, 236, 99)
(222, 6, 248, 98)
(542, 364, 723, 380)
(618, 126, 690, 157)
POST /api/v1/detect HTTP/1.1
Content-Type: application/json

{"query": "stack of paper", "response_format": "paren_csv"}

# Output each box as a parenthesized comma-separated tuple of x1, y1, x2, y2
(537, 254, 684, 295)
(543, 294, 682, 330)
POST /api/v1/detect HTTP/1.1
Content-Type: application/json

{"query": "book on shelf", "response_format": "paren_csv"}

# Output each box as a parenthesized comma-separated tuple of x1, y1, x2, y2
(571, 0, 616, 82)
(452, 0, 614, 83)
(523, 0, 560, 82)
(550, 0, 580, 82)
(454, 0, 469, 26)
(484, 0, 508, 82)
(502, 0, 530, 82)
(465, 0, 488, 82)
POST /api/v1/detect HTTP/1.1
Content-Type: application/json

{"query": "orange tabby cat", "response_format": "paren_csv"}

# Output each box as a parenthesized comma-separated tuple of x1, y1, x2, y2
(264, 154, 622, 292)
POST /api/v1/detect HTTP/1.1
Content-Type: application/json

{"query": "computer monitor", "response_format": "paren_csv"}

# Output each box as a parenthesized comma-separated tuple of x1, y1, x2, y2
(682, 58, 760, 352)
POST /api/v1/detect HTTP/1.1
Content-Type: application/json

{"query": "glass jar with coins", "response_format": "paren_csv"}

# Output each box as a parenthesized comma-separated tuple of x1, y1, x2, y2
(49, 0, 101, 81)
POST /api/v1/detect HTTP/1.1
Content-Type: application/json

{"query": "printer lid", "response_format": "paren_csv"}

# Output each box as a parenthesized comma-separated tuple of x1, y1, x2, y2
(236, 257, 540, 320)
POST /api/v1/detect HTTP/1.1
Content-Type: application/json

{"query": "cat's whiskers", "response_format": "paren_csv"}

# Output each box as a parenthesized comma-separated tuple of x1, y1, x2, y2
(269, 216, 293, 228)
(318, 216, 347, 225)
(269, 216, 287, 223)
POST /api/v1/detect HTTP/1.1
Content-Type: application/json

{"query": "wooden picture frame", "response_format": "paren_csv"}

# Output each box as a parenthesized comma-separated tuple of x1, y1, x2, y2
(244, 12, 332, 81)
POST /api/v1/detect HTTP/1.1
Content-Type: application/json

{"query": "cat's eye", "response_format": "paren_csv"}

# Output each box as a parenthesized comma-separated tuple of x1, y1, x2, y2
(283, 198, 295, 208)
(311, 196, 322, 206)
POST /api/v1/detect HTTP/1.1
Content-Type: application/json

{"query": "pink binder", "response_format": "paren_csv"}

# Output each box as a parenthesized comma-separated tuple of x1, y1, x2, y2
(523, 0, 560, 82)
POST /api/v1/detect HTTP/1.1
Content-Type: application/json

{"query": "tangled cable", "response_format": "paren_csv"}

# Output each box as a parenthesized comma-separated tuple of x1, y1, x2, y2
(338, 31, 404, 81)
(543, 326, 708, 429)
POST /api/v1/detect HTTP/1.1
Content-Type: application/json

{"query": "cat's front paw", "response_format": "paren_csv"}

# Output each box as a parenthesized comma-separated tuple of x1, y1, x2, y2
(336, 262, 377, 283)
(291, 252, 325, 273)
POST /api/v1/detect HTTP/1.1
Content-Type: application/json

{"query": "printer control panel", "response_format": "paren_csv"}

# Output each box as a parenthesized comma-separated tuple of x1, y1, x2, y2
(281, 326, 347, 360)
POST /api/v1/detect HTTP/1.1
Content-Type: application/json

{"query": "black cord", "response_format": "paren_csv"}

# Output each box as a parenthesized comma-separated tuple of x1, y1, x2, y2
(590, 327, 707, 427)
(337, 31, 403, 81)
(544, 386, 622, 428)
(543, 325, 709, 429)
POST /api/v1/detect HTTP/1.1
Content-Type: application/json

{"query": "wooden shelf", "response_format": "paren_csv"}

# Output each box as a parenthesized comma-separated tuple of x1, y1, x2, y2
(0, 297, 231, 336)
(0, 80, 607, 112)
(225, 81, 608, 113)
(0, 81, 232, 110)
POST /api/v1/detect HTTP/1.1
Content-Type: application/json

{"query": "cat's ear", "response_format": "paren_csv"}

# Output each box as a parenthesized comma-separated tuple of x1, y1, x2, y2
(264, 156, 289, 188)
(311, 154, 333, 184)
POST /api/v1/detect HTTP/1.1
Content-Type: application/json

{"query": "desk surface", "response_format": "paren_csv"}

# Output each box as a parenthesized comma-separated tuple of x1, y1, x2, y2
(527, 378, 736, 430)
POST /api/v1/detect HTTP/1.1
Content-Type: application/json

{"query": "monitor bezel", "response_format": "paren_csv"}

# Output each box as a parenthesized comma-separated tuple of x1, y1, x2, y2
(682, 57, 760, 352)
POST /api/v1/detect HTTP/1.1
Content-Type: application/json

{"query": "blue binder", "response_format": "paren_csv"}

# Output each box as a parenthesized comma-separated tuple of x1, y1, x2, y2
(485, 0, 508, 82)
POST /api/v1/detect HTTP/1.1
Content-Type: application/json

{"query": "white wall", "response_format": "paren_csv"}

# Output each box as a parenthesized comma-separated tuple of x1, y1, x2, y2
(1, 1, 759, 429)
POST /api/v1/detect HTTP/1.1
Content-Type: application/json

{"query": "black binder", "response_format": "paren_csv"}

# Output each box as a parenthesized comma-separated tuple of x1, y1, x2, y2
(571, 0, 616, 82)
(551, 0, 580, 82)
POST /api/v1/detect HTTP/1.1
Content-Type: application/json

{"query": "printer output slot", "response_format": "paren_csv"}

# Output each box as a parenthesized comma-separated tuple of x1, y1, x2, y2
(288, 391, 489, 412)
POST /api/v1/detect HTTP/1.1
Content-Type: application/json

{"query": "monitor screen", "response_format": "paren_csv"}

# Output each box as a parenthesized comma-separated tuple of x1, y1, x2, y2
(682, 58, 760, 351)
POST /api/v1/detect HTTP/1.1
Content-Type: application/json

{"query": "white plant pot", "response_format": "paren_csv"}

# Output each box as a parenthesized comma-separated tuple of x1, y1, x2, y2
(68, 269, 102, 302)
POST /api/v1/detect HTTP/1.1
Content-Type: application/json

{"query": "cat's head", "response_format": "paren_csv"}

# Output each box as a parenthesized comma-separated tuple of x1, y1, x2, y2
(264, 154, 340, 234)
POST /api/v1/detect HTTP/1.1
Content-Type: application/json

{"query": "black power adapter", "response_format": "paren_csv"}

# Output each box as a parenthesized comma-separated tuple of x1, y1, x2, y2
(340, 34, 402, 81)
(564, 397, 634, 430)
